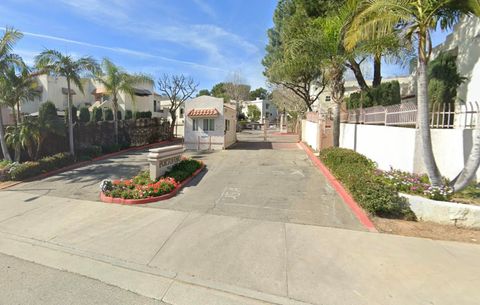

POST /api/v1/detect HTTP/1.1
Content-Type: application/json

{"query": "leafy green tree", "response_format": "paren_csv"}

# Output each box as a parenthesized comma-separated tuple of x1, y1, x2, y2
(35, 50, 99, 157)
(79, 106, 90, 123)
(103, 108, 113, 121)
(263, 5, 329, 111)
(95, 58, 152, 143)
(211, 82, 227, 98)
(249, 87, 268, 100)
(247, 104, 261, 122)
(428, 51, 465, 107)
(92, 107, 102, 122)
(0, 27, 24, 161)
(345, 0, 480, 190)
(125, 109, 133, 120)
(197, 89, 210, 97)
(65, 105, 78, 124)
(36, 101, 64, 159)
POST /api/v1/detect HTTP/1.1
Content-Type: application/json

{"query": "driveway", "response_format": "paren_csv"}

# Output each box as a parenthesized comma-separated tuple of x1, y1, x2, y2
(149, 130, 364, 230)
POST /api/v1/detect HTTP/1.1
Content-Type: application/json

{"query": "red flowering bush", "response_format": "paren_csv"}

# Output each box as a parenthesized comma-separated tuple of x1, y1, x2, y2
(104, 177, 178, 199)
(101, 158, 202, 199)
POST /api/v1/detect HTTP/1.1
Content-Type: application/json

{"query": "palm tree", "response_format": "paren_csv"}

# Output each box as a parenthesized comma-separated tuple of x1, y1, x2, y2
(95, 58, 153, 144)
(19, 117, 40, 160)
(0, 27, 23, 162)
(345, 0, 480, 190)
(35, 50, 99, 157)
(0, 65, 41, 161)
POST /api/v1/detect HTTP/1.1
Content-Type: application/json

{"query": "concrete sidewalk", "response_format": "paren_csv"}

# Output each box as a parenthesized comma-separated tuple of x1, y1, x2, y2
(0, 190, 479, 305)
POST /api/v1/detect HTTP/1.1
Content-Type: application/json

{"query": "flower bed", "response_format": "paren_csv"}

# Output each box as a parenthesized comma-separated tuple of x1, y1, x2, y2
(375, 167, 454, 201)
(100, 158, 204, 204)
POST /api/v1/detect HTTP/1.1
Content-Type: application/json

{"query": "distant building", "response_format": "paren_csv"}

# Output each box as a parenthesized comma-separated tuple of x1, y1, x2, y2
(240, 98, 278, 122)
(184, 96, 237, 150)
(17, 75, 160, 118)
(152, 93, 185, 137)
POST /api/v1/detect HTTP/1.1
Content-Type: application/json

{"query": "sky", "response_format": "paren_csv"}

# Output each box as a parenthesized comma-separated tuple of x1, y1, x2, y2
(0, 0, 451, 91)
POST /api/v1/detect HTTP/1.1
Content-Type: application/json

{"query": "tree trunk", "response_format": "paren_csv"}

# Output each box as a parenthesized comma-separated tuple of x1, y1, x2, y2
(10, 106, 20, 162)
(333, 102, 340, 147)
(113, 96, 119, 145)
(66, 79, 75, 157)
(417, 57, 442, 186)
(372, 55, 382, 88)
(16, 102, 21, 123)
(347, 59, 369, 91)
(0, 107, 12, 161)
(169, 111, 177, 139)
(451, 129, 480, 191)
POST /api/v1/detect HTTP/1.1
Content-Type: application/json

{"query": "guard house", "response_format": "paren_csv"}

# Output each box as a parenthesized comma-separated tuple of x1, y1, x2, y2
(184, 96, 237, 150)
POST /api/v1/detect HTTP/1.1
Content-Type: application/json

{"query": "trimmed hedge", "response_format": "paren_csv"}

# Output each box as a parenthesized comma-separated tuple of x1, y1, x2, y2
(319, 147, 415, 219)
(103, 109, 114, 121)
(165, 159, 203, 183)
(79, 106, 90, 123)
(8, 153, 74, 181)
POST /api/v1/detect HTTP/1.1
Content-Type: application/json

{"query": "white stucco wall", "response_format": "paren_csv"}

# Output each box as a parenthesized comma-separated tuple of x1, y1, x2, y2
(339, 123, 480, 180)
(21, 75, 96, 114)
(340, 124, 417, 173)
(304, 120, 319, 151)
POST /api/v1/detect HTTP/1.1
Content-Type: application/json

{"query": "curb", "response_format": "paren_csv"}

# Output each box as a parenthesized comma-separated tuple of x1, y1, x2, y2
(299, 142, 377, 232)
(100, 164, 205, 205)
(1, 139, 181, 190)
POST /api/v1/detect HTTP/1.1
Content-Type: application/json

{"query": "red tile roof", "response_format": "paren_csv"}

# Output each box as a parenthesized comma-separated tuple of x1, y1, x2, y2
(188, 108, 219, 117)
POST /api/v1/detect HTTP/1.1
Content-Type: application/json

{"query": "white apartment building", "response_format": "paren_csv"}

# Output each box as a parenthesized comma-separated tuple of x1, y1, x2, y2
(240, 98, 278, 122)
(18, 75, 159, 118)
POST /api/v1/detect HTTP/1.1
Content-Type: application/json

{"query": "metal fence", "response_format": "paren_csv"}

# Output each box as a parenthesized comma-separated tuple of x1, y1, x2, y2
(341, 102, 480, 129)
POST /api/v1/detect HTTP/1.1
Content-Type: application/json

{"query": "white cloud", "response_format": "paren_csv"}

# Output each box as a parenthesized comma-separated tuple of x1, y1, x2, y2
(1, 27, 227, 72)
(192, 0, 216, 18)
(57, 0, 259, 66)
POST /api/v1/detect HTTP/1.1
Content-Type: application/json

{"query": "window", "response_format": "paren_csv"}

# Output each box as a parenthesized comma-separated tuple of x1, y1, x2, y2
(266, 103, 269, 109)
(203, 118, 215, 131)
(325, 96, 331, 102)
(180, 108, 184, 118)
(225, 119, 230, 131)
(193, 119, 199, 131)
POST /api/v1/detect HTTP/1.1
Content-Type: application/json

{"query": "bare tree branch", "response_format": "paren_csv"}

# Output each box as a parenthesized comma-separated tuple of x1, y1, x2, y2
(157, 74, 199, 138)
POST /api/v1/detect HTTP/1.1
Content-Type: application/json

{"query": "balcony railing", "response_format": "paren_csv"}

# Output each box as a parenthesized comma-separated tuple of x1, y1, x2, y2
(340, 102, 480, 129)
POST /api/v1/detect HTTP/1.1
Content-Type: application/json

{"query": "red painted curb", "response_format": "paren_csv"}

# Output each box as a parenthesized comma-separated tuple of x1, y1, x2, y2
(3, 139, 182, 188)
(299, 142, 377, 232)
(100, 164, 205, 205)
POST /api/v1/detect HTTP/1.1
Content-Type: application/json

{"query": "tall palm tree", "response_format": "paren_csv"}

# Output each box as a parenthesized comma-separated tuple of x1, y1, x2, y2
(35, 50, 99, 157)
(95, 58, 152, 144)
(345, 0, 480, 189)
(0, 27, 23, 162)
